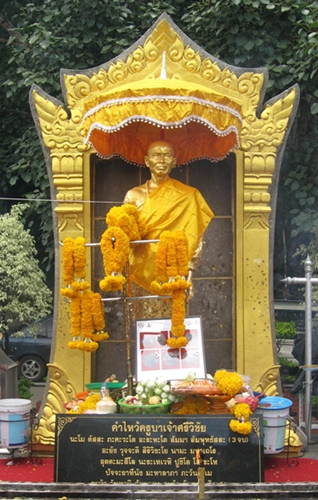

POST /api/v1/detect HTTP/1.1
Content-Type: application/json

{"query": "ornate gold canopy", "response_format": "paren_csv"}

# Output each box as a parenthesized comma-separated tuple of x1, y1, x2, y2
(29, 14, 299, 446)
(82, 72, 242, 164)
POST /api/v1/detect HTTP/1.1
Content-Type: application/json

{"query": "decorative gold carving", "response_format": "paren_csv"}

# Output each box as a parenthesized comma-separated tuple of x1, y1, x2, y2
(32, 364, 76, 446)
(57, 213, 84, 233)
(62, 18, 266, 124)
(126, 46, 147, 74)
(243, 213, 269, 230)
(250, 417, 261, 438)
(254, 365, 281, 396)
(57, 415, 77, 437)
(32, 90, 87, 151)
(241, 88, 297, 152)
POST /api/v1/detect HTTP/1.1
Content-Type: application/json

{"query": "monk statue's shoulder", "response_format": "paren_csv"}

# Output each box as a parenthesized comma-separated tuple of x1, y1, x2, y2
(124, 183, 148, 207)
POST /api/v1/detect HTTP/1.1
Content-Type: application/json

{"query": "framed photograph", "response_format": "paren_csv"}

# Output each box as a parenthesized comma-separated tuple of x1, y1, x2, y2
(135, 316, 206, 381)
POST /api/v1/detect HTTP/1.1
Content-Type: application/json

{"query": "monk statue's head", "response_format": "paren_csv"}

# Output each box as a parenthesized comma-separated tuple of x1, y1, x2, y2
(145, 141, 176, 181)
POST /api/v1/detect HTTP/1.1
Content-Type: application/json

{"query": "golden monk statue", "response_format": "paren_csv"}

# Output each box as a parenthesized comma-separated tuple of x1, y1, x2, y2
(124, 141, 214, 311)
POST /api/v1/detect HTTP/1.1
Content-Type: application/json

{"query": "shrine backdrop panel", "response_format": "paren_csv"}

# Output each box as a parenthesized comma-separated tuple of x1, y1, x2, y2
(91, 156, 235, 381)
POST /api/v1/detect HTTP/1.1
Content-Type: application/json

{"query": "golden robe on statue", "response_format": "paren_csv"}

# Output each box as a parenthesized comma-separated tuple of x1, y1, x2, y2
(129, 177, 214, 293)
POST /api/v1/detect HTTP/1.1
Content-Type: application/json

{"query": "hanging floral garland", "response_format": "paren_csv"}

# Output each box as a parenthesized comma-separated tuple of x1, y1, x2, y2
(106, 204, 147, 241)
(99, 227, 130, 292)
(99, 204, 147, 293)
(62, 237, 75, 286)
(229, 402, 253, 435)
(213, 370, 253, 435)
(73, 236, 87, 279)
(60, 236, 109, 352)
(151, 230, 191, 348)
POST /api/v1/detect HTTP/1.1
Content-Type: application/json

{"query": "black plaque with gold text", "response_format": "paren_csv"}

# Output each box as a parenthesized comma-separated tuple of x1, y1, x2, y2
(54, 414, 263, 483)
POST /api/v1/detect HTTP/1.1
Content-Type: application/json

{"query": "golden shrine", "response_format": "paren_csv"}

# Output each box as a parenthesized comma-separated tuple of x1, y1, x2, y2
(29, 13, 299, 446)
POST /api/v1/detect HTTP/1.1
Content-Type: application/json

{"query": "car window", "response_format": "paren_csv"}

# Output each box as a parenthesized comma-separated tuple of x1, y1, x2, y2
(11, 316, 53, 339)
(35, 318, 53, 338)
(42, 318, 53, 338)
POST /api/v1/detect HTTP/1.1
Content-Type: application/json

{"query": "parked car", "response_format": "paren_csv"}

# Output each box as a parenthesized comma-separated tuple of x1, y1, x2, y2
(2, 316, 53, 382)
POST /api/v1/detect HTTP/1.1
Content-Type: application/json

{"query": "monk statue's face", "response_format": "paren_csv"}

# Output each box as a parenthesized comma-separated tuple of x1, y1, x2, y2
(145, 142, 176, 181)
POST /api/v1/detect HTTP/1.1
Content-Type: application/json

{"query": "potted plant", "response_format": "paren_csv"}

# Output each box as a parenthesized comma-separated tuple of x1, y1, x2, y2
(276, 321, 296, 356)
(278, 357, 299, 386)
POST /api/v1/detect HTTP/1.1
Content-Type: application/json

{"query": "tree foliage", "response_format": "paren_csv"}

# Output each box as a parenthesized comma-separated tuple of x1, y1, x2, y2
(0, 204, 52, 337)
(1, 0, 318, 298)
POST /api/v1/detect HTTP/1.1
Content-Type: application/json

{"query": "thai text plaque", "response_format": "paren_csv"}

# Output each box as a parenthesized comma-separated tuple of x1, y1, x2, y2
(54, 414, 264, 483)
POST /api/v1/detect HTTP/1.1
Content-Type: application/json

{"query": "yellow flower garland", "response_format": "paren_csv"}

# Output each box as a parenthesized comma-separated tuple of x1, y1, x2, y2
(231, 403, 252, 421)
(229, 401, 253, 435)
(214, 370, 243, 396)
(229, 419, 252, 435)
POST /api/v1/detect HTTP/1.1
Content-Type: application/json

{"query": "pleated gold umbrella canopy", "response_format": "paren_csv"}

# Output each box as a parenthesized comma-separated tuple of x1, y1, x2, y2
(83, 76, 242, 165)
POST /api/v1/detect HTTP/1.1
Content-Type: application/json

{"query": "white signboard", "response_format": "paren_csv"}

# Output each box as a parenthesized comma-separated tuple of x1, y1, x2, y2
(135, 316, 206, 381)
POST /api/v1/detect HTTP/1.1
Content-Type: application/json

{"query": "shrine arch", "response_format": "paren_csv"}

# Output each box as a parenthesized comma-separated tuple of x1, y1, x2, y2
(29, 13, 299, 446)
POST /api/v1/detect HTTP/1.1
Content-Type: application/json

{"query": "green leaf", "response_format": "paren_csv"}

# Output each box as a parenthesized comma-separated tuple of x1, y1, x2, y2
(244, 40, 254, 50)
(9, 176, 18, 186)
(310, 103, 318, 114)
(21, 172, 32, 183)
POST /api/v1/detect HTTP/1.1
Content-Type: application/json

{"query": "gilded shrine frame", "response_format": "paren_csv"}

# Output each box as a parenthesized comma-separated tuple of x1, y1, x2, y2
(30, 14, 298, 446)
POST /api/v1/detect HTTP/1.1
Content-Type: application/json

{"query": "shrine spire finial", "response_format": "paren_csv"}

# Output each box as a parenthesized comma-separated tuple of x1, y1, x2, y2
(159, 51, 167, 79)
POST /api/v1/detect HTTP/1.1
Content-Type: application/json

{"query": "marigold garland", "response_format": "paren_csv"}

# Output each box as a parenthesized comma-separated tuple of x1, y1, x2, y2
(106, 204, 147, 241)
(229, 419, 252, 435)
(151, 231, 191, 348)
(167, 289, 187, 348)
(68, 393, 101, 414)
(229, 399, 253, 435)
(171, 396, 210, 414)
(60, 237, 109, 352)
(76, 339, 99, 352)
(214, 370, 243, 396)
(69, 293, 81, 338)
(62, 237, 74, 285)
(91, 292, 106, 331)
(74, 236, 86, 279)
(99, 227, 129, 292)
(231, 403, 252, 421)
(81, 290, 94, 338)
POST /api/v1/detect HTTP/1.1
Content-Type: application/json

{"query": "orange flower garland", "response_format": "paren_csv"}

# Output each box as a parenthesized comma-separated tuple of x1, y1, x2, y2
(62, 237, 74, 285)
(91, 292, 109, 342)
(73, 236, 86, 279)
(60, 236, 109, 352)
(171, 396, 210, 414)
(99, 227, 129, 292)
(99, 204, 147, 293)
(151, 231, 191, 348)
(106, 204, 147, 241)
